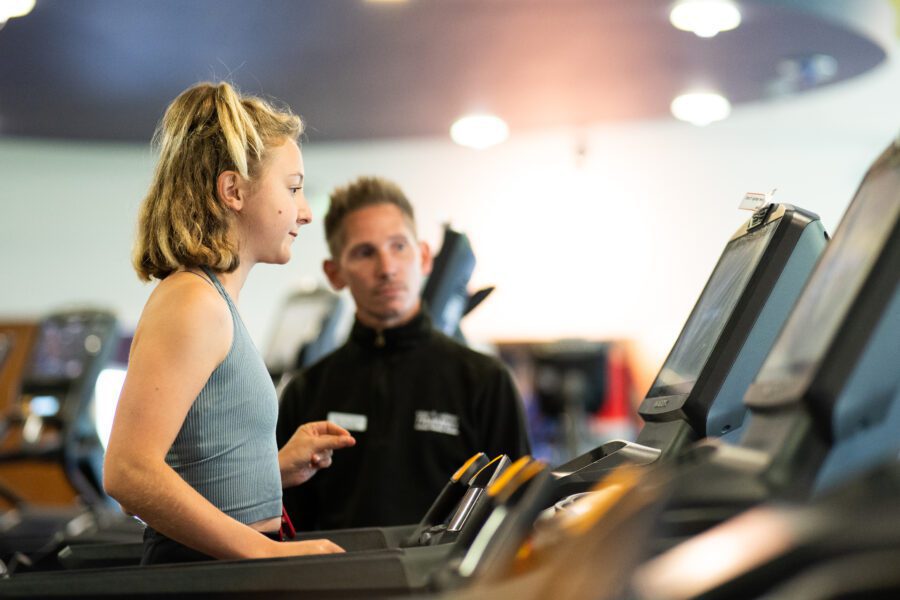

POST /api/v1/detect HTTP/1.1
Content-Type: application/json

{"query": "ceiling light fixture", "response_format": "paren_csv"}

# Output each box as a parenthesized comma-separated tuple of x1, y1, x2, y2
(670, 92, 731, 126)
(669, 0, 741, 38)
(0, 0, 35, 25)
(450, 114, 509, 150)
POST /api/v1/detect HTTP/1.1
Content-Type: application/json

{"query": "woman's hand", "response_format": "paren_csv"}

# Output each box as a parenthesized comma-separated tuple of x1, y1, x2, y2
(279, 421, 356, 488)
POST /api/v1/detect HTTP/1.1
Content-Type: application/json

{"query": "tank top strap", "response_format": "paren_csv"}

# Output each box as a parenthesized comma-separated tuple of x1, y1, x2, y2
(200, 267, 236, 310)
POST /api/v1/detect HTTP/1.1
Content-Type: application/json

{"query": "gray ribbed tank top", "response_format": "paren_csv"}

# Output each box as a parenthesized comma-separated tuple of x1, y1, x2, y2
(164, 268, 282, 524)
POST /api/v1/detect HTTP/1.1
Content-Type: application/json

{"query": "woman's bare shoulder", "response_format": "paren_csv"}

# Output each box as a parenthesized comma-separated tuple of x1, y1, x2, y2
(133, 272, 233, 359)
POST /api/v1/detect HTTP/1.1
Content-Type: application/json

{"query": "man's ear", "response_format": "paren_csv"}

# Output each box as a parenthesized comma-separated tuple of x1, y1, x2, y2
(419, 241, 433, 277)
(217, 170, 245, 213)
(323, 258, 346, 291)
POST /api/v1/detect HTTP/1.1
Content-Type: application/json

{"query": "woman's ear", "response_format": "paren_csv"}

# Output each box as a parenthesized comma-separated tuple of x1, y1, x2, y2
(217, 170, 245, 213)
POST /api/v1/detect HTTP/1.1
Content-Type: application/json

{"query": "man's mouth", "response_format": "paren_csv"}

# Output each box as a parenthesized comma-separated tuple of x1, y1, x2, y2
(376, 285, 404, 296)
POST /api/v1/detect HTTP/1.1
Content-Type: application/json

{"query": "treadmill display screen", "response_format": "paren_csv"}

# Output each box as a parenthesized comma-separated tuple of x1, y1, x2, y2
(264, 290, 339, 373)
(28, 316, 107, 381)
(756, 160, 900, 386)
(0, 332, 12, 372)
(648, 217, 779, 397)
(422, 228, 475, 337)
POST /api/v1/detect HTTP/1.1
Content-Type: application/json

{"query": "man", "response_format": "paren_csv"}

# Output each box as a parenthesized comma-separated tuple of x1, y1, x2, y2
(277, 176, 531, 530)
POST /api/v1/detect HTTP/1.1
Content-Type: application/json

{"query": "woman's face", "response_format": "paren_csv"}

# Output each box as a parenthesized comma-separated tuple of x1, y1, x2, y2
(238, 138, 311, 265)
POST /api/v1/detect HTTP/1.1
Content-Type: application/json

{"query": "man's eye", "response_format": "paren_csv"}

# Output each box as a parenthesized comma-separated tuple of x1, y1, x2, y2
(289, 186, 303, 195)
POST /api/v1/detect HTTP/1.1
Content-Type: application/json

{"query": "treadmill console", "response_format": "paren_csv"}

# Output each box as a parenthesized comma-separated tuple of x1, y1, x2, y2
(747, 149, 900, 409)
(641, 210, 780, 414)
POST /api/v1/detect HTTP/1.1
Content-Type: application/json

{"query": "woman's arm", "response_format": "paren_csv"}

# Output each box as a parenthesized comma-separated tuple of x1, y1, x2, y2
(103, 275, 340, 559)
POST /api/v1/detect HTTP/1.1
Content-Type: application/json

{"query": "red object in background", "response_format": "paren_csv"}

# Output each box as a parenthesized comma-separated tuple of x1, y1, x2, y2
(595, 344, 637, 426)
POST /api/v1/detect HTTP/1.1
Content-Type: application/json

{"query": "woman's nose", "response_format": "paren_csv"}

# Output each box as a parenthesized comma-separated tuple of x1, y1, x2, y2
(296, 192, 312, 225)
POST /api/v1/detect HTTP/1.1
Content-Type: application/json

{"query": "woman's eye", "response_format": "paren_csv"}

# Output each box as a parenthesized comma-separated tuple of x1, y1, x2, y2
(290, 186, 303, 195)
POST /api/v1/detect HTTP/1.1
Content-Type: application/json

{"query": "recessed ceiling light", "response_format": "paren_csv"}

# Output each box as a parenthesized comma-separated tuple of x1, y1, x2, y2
(450, 114, 509, 150)
(0, 0, 35, 23)
(670, 92, 731, 126)
(670, 0, 741, 38)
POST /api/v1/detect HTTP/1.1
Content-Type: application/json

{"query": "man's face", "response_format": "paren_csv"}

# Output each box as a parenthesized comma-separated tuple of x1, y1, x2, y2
(324, 203, 432, 329)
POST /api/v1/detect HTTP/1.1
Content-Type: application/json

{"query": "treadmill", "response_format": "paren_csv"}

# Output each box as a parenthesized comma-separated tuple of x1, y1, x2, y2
(441, 139, 900, 600)
(628, 143, 900, 600)
(52, 451, 506, 569)
(31, 225, 501, 572)
(0, 309, 131, 567)
(645, 139, 900, 542)
(0, 455, 549, 598)
(554, 201, 827, 498)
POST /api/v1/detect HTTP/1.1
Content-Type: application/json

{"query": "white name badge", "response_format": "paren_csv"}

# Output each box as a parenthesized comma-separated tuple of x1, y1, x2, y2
(414, 410, 460, 436)
(327, 411, 368, 432)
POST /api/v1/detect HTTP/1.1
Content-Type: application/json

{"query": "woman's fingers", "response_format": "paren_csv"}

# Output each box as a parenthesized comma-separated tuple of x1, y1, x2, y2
(303, 420, 354, 438)
(309, 433, 356, 454)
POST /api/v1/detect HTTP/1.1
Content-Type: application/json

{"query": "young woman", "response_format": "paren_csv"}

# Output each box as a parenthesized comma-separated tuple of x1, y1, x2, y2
(103, 81, 355, 564)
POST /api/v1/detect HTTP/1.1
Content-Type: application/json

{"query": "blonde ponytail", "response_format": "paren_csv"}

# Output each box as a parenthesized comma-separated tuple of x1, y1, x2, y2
(133, 81, 303, 281)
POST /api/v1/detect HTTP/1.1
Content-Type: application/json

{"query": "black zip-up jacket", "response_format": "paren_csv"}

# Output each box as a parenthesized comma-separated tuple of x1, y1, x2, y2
(276, 309, 531, 530)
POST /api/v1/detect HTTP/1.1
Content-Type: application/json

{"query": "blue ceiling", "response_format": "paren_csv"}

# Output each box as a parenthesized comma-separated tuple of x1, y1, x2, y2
(0, 0, 887, 143)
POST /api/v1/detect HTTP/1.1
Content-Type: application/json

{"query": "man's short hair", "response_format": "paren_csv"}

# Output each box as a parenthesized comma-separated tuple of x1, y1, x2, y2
(324, 176, 417, 257)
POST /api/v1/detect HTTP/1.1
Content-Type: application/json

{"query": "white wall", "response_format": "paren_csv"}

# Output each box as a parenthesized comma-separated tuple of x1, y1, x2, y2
(2, 52, 898, 386)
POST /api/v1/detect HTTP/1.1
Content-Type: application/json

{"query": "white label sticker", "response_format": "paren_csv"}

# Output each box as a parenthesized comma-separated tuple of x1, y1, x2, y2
(739, 192, 769, 211)
(327, 411, 368, 432)
(414, 411, 460, 436)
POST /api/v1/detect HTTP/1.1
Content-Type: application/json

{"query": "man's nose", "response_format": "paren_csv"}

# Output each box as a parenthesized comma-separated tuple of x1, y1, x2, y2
(376, 250, 397, 278)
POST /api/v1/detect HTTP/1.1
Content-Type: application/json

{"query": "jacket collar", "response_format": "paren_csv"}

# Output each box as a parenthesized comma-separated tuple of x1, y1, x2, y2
(349, 308, 433, 352)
